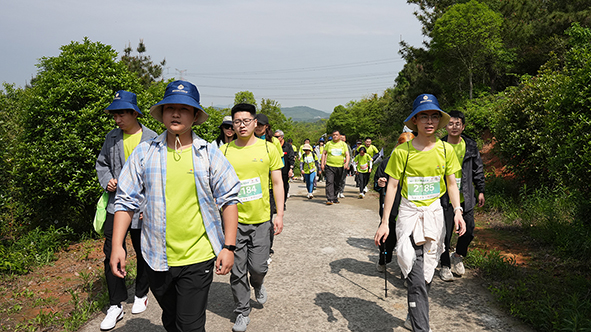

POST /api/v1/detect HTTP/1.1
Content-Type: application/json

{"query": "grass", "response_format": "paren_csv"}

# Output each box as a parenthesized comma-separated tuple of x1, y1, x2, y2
(467, 174, 591, 332)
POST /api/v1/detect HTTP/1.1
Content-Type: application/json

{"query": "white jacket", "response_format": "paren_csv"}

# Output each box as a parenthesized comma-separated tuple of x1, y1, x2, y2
(396, 197, 446, 283)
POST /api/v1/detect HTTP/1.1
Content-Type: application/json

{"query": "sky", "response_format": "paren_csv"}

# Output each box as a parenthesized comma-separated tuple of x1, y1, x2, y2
(1, 0, 425, 113)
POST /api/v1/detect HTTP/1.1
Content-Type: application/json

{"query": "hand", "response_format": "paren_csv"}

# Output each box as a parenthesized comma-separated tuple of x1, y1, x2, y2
(321, 164, 325, 172)
(478, 193, 485, 208)
(139, 212, 143, 220)
(374, 222, 389, 246)
(273, 215, 284, 235)
(106, 178, 118, 192)
(377, 177, 387, 188)
(109, 245, 127, 278)
(454, 211, 466, 236)
(288, 169, 294, 178)
(215, 249, 234, 275)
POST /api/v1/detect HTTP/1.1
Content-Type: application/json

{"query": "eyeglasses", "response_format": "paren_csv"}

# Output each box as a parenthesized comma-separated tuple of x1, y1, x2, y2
(447, 122, 463, 128)
(417, 114, 441, 123)
(232, 118, 254, 126)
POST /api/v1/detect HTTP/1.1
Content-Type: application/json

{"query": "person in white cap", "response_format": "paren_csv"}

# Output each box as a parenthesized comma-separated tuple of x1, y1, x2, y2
(212, 115, 236, 149)
(96, 90, 157, 330)
(374, 93, 466, 332)
(109, 80, 240, 332)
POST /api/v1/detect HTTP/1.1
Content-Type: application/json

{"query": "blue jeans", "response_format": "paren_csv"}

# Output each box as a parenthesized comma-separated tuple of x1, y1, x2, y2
(303, 171, 316, 193)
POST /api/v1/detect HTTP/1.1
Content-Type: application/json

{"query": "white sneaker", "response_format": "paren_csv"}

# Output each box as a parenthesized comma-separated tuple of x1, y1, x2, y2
(363, 186, 368, 193)
(440, 266, 455, 281)
(309, 193, 313, 199)
(359, 193, 364, 198)
(306, 193, 310, 199)
(233, 313, 250, 332)
(451, 252, 465, 275)
(100, 305, 124, 330)
(131, 295, 148, 314)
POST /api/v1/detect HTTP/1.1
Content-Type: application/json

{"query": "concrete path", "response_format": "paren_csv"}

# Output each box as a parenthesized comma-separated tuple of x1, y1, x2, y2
(80, 176, 532, 332)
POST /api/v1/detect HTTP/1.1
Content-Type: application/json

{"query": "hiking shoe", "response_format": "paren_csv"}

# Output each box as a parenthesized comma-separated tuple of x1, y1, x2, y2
(333, 199, 340, 204)
(306, 193, 310, 199)
(233, 313, 250, 332)
(376, 261, 385, 273)
(100, 305, 124, 330)
(440, 266, 455, 281)
(359, 193, 364, 199)
(451, 252, 465, 275)
(339, 192, 345, 198)
(309, 193, 313, 199)
(131, 295, 148, 314)
(254, 284, 268, 304)
(325, 201, 333, 205)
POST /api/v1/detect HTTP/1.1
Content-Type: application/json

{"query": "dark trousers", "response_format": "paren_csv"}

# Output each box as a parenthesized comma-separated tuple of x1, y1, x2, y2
(103, 213, 129, 305)
(407, 234, 431, 332)
(281, 171, 289, 203)
(130, 228, 150, 298)
(324, 165, 344, 201)
(440, 202, 475, 267)
(358, 173, 370, 194)
(378, 192, 397, 265)
(338, 166, 348, 194)
(147, 259, 215, 332)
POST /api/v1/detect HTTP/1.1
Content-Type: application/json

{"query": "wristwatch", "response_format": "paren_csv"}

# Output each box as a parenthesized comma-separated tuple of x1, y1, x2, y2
(223, 244, 236, 251)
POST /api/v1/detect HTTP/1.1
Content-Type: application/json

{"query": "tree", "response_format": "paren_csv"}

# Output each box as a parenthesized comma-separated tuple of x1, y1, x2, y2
(234, 91, 257, 107)
(431, 0, 504, 99)
(120, 39, 166, 88)
(260, 98, 293, 134)
(15, 38, 146, 232)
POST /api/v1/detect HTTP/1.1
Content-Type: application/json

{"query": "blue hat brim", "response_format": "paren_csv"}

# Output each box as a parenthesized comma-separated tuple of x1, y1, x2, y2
(105, 100, 142, 115)
(404, 104, 450, 132)
(149, 95, 208, 125)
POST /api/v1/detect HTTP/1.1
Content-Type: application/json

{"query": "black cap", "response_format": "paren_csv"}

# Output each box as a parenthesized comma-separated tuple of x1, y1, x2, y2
(254, 113, 269, 125)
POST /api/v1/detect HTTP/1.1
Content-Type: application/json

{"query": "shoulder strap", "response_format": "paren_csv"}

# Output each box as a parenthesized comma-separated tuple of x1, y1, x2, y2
(400, 142, 410, 185)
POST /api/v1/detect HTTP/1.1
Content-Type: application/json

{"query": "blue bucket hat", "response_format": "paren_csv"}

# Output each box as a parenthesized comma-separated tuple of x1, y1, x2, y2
(403, 94, 450, 132)
(105, 90, 142, 115)
(149, 80, 208, 125)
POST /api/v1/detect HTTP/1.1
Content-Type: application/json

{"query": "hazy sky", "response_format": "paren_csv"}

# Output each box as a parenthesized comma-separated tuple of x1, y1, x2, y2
(1, 0, 425, 113)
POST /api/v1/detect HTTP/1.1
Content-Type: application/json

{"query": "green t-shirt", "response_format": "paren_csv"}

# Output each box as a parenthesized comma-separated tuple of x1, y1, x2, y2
(222, 139, 283, 224)
(301, 151, 318, 174)
(449, 138, 466, 203)
(385, 139, 461, 207)
(324, 140, 348, 167)
(357, 144, 379, 158)
(123, 132, 142, 161)
(354, 153, 372, 173)
(165, 147, 215, 266)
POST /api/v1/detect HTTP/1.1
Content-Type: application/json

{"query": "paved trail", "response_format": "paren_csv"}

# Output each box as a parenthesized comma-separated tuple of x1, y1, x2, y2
(80, 177, 532, 332)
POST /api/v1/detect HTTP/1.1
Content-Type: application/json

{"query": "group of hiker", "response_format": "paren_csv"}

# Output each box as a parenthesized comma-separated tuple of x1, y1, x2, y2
(96, 80, 485, 332)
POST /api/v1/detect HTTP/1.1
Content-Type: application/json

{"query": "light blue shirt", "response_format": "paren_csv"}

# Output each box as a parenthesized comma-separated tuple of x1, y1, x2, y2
(115, 131, 241, 272)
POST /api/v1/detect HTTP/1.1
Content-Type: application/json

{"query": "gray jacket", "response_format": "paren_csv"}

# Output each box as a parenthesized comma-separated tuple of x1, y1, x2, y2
(440, 134, 486, 212)
(95, 123, 158, 228)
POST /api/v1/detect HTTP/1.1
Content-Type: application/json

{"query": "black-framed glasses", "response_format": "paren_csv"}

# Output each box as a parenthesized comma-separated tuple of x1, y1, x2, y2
(418, 114, 441, 123)
(232, 118, 254, 126)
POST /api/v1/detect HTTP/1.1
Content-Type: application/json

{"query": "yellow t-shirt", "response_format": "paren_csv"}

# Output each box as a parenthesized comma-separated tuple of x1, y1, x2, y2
(354, 154, 372, 173)
(357, 144, 379, 158)
(449, 138, 466, 203)
(221, 139, 283, 224)
(324, 140, 348, 167)
(385, 139, 461, 207)
(165, 147, 215, 266)
(123, 132, 142, 161)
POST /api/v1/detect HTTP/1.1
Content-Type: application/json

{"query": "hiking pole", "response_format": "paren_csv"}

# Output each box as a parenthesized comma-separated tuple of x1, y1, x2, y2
(378, 243, 388, 297)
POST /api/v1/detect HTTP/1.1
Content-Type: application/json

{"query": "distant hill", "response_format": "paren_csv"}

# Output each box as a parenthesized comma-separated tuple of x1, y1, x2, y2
(281, 106, 330, 122)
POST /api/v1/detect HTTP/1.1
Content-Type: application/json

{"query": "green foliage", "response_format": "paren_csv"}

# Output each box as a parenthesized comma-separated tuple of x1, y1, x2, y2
(233, 91, 257, 107)
(0, 226, 74, 275)
(260, 98, 293, 135)
(14, 38, 143, 232)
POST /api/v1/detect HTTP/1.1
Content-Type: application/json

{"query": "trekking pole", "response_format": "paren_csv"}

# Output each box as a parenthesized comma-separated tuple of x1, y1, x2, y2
(378, 243, 388, 297)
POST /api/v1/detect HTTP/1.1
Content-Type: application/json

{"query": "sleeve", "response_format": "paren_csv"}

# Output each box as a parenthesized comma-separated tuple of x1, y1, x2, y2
(114, 145, 146, 213)
(287, 144, 295, 168)
(473, 149, 486, 194)
(269, 142, 283, 171)
(96, 133, 114, 190)
(384, 146, 405, 180)
(208, 145, 241, 208)
(444, 142, 462, 176)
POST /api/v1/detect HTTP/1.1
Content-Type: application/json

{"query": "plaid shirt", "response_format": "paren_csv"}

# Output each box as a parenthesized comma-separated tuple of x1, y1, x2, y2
(115, 131, 241, 272)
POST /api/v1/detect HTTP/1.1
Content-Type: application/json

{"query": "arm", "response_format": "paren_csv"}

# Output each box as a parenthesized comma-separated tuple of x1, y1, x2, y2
(374, 177, 399, 246)
(446, 174, 466, 236)
(270, 170, 285, 235)
(321, 150, 328, 172)
(473, 150, 486, 207)
(110, 210, 133, 278)
(216, 203, 238, 275)
(96, 135, 117, 192)
(344, 147, 350, 170)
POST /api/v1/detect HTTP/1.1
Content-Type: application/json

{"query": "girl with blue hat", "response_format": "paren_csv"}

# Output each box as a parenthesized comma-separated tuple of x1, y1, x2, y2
(374, 93, 466, 332)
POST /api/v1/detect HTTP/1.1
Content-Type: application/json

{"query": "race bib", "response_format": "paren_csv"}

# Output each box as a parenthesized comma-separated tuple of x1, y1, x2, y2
(330, 148, 343, 156)
(359, 163, 368, 171)
(238, 177, 263, 202)
(407, 176, 441, 201)
(304, 155, 314, 164)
